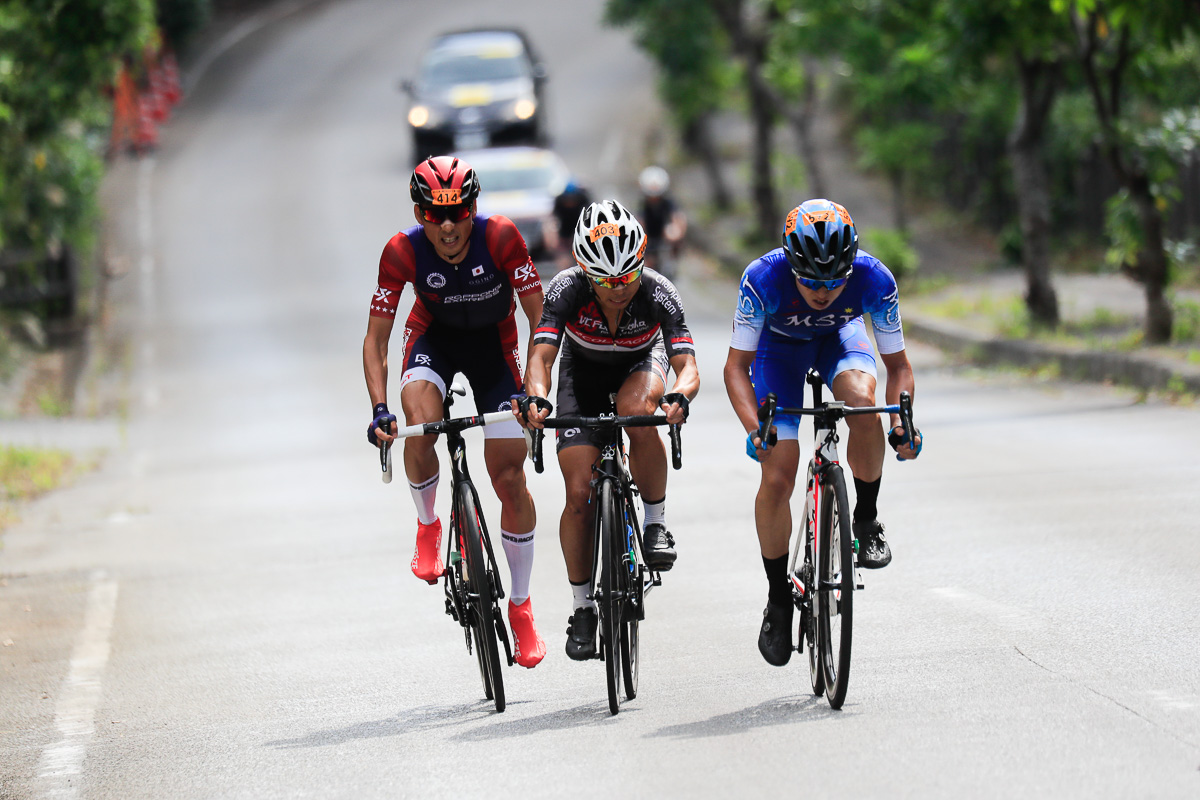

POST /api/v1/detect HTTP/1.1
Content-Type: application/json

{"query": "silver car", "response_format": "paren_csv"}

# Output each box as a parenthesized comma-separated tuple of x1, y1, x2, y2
(458, 146, 569, 260)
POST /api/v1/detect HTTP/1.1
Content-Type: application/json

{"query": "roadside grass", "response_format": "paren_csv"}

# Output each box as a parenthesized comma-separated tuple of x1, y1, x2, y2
(0, 446, 79, 534)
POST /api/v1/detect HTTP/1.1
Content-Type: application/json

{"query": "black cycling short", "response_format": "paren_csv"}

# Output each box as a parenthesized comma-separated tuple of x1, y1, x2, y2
(554, 342, 668, 452)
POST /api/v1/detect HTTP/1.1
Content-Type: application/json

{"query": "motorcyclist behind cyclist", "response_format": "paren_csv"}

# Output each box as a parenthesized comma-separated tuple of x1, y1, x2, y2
(722, 199, 922, 667)
(637, 166, 687, 279)
(516, 200, 700, 661)
(363, 155, 547, 668)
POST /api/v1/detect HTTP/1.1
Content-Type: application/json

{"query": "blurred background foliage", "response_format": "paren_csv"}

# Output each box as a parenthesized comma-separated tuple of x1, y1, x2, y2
(608, 0, 1200, 342)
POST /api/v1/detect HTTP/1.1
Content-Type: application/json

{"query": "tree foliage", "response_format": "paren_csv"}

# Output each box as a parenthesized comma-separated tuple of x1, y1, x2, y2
(0, 0, 155, 255)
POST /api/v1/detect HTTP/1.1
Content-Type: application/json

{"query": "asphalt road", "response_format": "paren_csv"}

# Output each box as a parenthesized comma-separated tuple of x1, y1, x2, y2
(3, 0, 1200, 797)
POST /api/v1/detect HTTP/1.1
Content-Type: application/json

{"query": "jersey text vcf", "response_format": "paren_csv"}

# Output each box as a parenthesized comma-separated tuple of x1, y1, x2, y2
(534, 267, 694, 366)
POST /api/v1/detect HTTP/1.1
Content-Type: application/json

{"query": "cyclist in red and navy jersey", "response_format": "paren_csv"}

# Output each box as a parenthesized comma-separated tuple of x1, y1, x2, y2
(363, 155, 546, 668)
(516, 200, 699, 661)
(723, 198, 922, 668)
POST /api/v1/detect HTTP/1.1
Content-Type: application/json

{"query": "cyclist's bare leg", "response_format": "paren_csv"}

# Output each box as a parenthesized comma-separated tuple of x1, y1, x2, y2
(755, 440, 800, 559)
(831, 369, 884, 482)
(558, 444, 600, 584)
(399, 380, 444, 483)
(483, 438, 536, 535)
(617, 370, 667, 502)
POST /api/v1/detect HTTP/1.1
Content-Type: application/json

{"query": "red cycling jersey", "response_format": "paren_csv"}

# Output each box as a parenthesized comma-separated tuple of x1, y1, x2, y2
(369, 214, 541, 334)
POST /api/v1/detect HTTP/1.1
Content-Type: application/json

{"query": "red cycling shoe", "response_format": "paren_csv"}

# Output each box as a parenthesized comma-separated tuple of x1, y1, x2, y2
(411, 518, 444, 584)
(508, 597, 546, 668)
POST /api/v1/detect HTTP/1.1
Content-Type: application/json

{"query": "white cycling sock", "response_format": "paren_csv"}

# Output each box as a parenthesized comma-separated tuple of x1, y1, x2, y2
(408, 473, 439, 525)
(571, 580, 595, 612)
(501, 528, 535, 605)
(643, 497, 666, 529)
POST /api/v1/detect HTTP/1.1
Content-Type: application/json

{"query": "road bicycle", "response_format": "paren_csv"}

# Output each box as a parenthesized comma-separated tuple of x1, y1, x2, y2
(527, 396, 683, 715)
(380, 383, 515, 712)
(755, 369, 913, 709)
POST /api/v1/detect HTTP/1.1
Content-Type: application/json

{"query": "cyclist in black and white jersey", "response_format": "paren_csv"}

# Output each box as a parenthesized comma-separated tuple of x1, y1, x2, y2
(516, 200, 700, 661)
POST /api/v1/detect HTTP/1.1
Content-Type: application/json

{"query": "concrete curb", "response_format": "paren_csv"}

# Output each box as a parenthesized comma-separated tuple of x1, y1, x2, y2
(905, 314, 1200, 395)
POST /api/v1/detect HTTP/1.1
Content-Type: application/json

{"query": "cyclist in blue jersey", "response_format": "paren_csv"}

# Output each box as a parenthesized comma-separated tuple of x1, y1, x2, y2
(723, 199, 922, 667)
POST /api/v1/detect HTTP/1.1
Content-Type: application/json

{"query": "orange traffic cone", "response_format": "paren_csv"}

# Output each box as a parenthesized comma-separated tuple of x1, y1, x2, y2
(162, 50, 182, 106)
(134, 91, 158, 154)
(149, 63, 170, 123)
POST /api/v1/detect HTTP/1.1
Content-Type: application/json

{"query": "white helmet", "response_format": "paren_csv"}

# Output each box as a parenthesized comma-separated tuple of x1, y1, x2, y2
(638, 165, 670, 196)
(572, 200, 647, 279)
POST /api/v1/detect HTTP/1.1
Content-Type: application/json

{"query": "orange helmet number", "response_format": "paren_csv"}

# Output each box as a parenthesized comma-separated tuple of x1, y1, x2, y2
(432, 188, 462, 205)
(589, 222, 621, 242)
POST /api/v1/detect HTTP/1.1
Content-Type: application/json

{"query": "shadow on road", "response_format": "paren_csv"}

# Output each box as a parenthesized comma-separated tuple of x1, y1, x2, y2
(646, 695, 851, 739)
(262, 700, 522, 749)
(449, 702, 636, 740)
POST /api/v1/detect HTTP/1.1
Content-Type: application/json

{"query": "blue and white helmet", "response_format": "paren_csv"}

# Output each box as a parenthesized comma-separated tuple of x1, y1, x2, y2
(781, 199, 858, 281)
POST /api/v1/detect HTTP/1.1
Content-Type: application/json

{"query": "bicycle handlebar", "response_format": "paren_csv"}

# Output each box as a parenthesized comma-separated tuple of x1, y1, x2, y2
(755, 390, 915, 461)
(529, 414, 683, 474)
(378, 410, 514, 484)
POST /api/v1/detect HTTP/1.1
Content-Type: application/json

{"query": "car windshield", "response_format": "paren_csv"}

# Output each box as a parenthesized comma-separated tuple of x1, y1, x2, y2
(422, 47, 528, 86)
(475, 164, 559, 193)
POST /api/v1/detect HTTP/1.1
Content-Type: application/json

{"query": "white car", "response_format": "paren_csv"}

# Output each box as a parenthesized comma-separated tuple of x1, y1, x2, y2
(456, 146, 569, 259)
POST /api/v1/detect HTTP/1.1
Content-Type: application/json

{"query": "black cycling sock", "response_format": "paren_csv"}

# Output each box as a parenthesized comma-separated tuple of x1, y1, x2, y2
(853, 476, 881, 522)
(763, 554, 791, 607)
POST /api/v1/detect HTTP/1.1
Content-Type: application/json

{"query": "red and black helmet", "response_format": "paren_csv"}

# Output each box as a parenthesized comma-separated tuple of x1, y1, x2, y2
(409, 156, 481, 207)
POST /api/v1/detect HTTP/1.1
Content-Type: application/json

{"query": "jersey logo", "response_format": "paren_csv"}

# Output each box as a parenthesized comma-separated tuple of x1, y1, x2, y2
(513, 262, 537, 283)
(427, 273, 446, 289)
(652, 287, 678, 315)
(589, 222, 620, 242)
(431, 188, 461, 205)
(414, 353, 432, 365)
(471, 265, 485, 277)
(374, 287, 392, 302)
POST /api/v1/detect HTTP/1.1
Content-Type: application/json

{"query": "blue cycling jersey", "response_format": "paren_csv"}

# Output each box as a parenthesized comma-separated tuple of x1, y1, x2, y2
(730, 248, 905, 354)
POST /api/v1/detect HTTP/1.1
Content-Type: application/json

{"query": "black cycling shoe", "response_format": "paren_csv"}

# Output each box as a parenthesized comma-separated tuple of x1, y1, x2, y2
(758, 601, 793, 666)
(642, 523, 677, 571)
(854, 518, 892, 569)
(565, 607, 598, 661)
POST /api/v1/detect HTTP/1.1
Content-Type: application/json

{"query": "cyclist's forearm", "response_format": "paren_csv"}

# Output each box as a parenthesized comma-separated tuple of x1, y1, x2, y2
(667, 354, 700, 401)
(523, 344, 557, 398)
(363, 330, 390, 406)
(723, 352, 760, 433)
(881, 350, 915, 427)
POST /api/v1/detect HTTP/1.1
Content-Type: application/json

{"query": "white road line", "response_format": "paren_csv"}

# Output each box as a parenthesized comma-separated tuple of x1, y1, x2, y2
(931, 586, 1044, 632)
(36, 572, 120, 799)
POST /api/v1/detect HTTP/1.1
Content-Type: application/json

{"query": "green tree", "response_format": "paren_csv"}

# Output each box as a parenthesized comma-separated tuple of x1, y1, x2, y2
(605, 0, 735, 210)
(0, 0, 154, 257)
(937, 0, 1078, 329)
(1060, 0, 1200, 342)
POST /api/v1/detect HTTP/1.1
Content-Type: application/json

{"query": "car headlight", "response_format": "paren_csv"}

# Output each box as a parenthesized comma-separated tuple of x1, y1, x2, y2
(408, 105, 431, 127)
(513, 98, 537, 121)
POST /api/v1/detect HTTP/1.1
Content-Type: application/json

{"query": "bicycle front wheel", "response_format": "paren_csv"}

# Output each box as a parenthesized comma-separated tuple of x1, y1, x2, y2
(598, 480, 624, 715)
(621, 497, 640, 701)
(459, 491, 506, 713)
(817, 464, 854, 709)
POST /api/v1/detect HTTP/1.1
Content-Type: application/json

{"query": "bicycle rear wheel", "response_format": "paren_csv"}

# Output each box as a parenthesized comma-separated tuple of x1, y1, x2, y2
(817, 465, 854, 709)
(459, 491, 506, 713)
(598, 480, 623, 715)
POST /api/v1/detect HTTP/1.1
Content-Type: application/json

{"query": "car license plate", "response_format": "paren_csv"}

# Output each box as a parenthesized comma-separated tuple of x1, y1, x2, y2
(454, 130, 488, 150)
